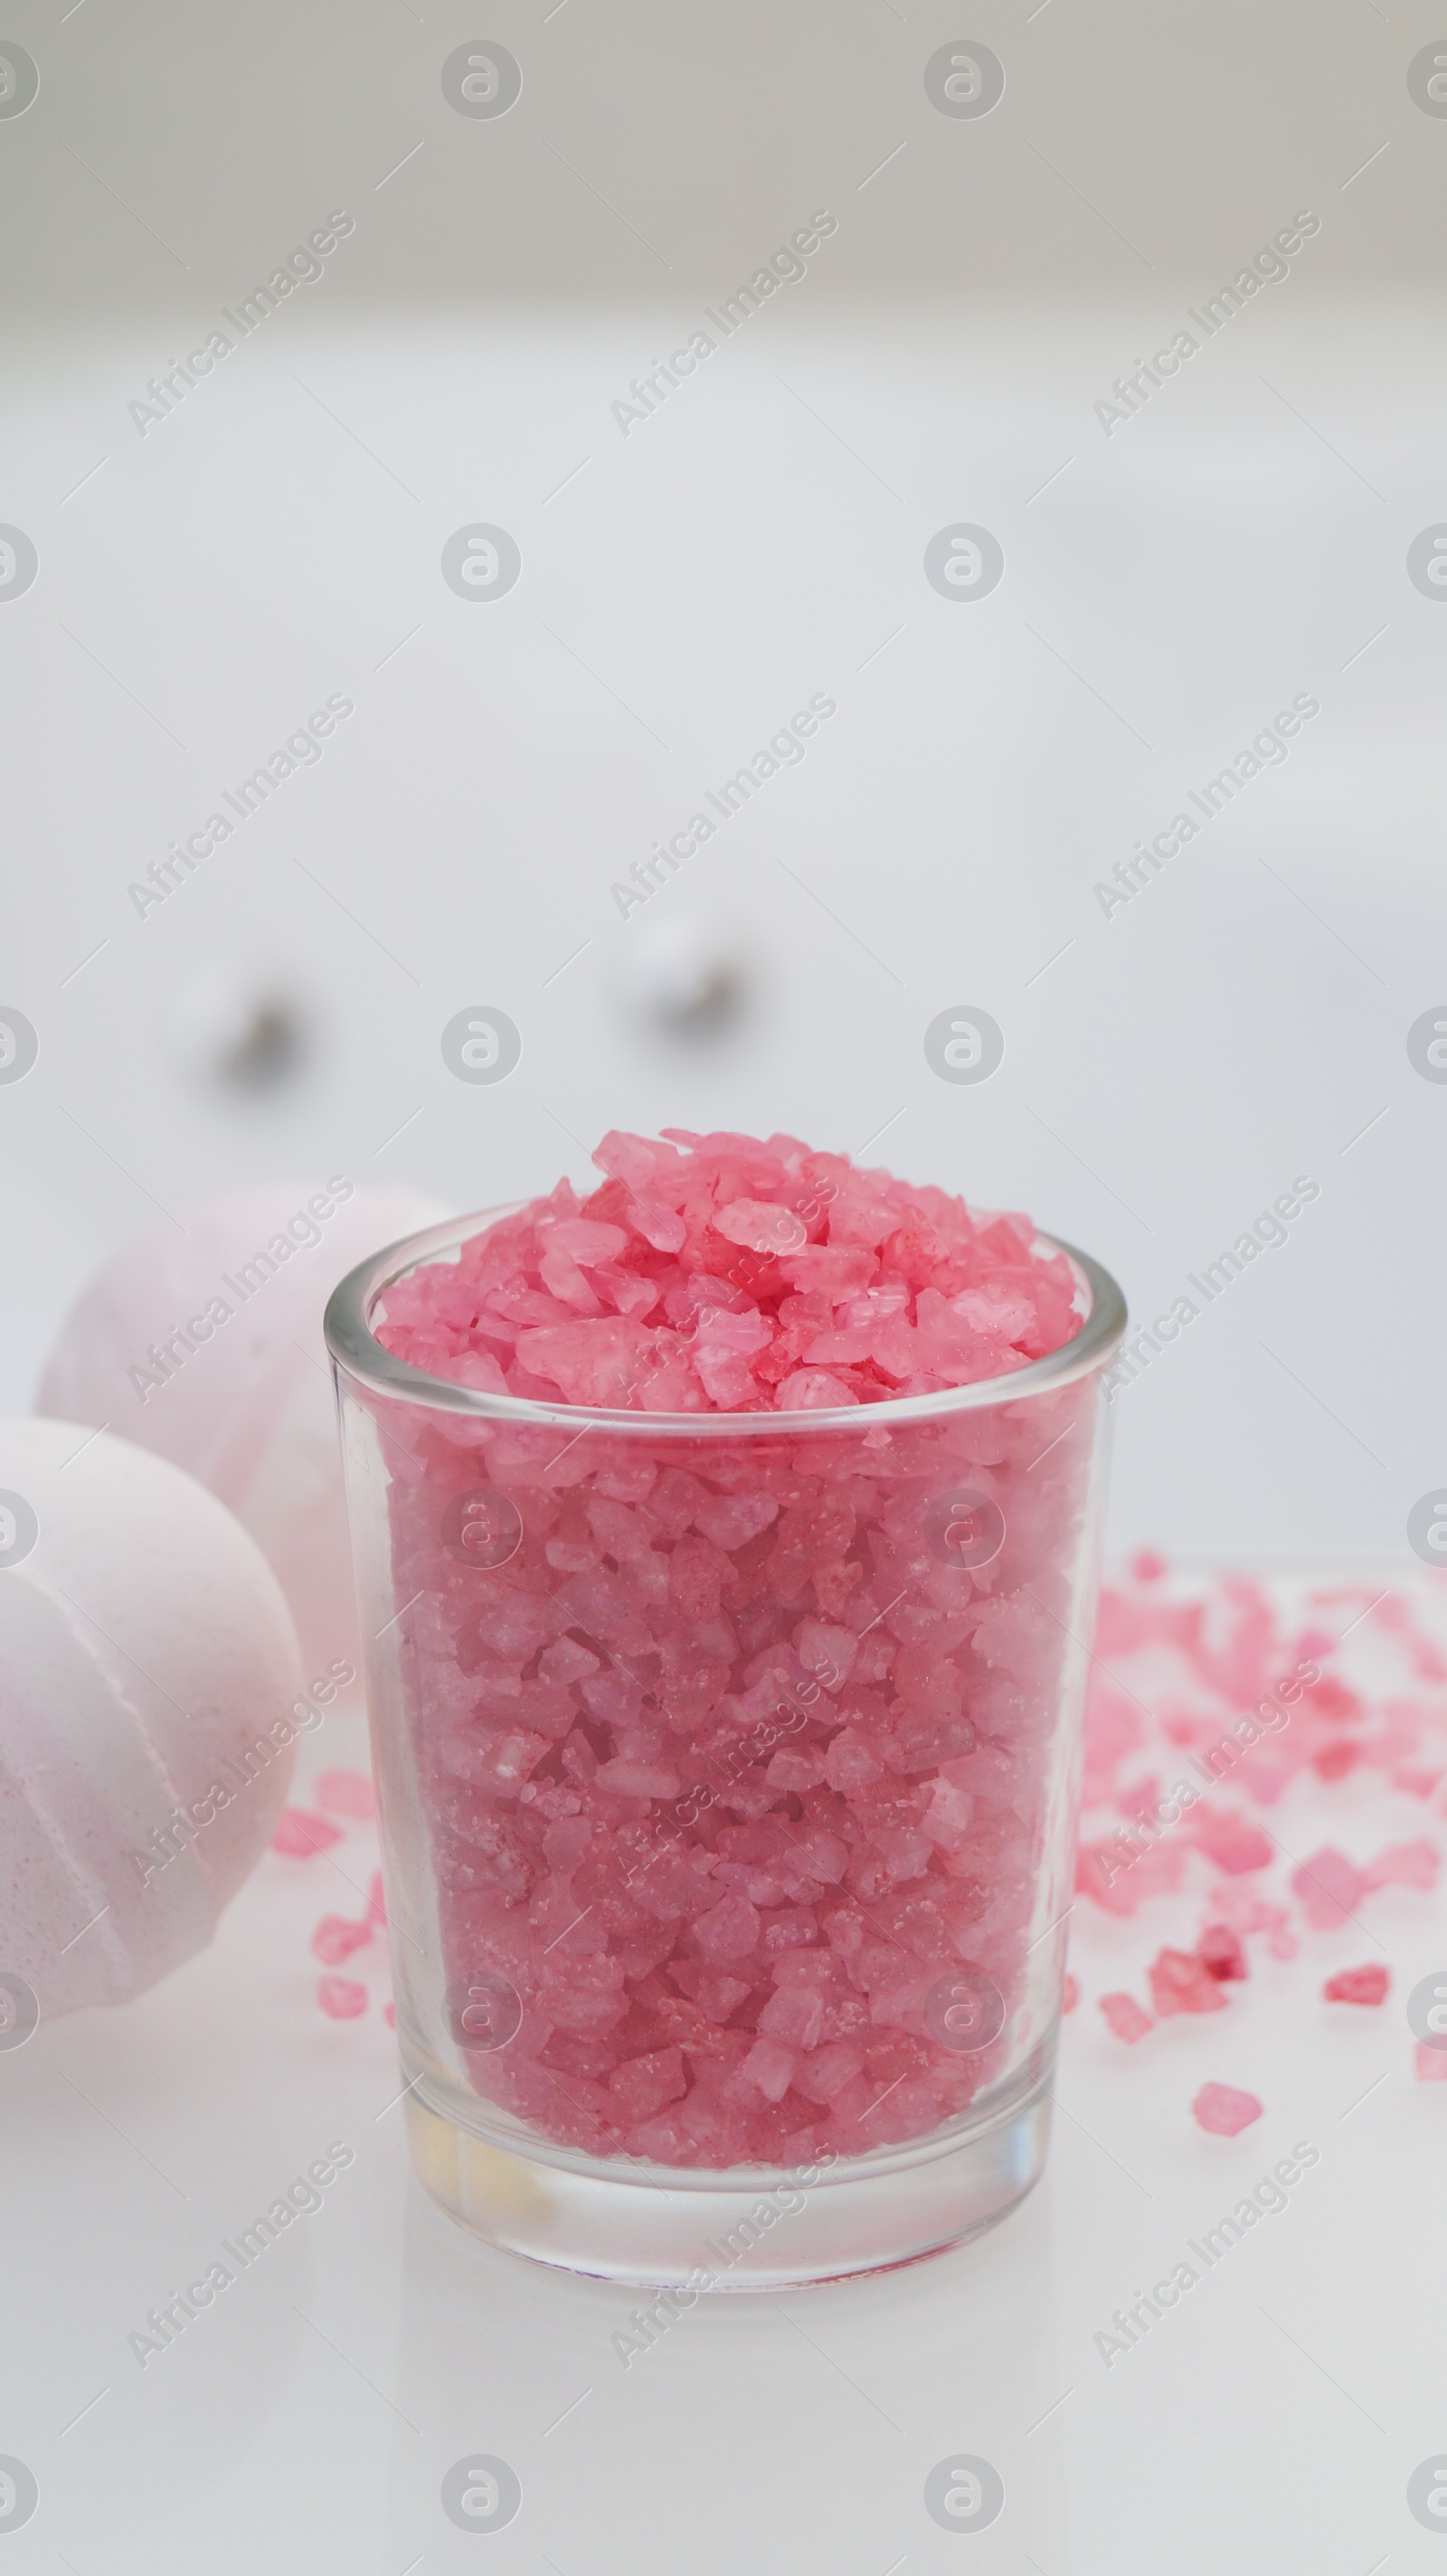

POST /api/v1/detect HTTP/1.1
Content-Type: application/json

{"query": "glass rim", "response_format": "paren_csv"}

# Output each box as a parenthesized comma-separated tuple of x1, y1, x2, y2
(323, 1203, 1129, 1439)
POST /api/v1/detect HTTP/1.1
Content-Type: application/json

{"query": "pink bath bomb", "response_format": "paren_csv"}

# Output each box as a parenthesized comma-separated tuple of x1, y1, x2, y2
(0, 1418, 305, 2019)
(36, 1180, 446, 1671)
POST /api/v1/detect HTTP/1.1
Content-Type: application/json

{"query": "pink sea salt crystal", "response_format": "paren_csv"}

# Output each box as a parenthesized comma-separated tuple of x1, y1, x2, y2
(1415, 2042, 1447, 2082)
(366, 1870, 387, 1927)
(272, 1808, 343, 1856)
(594, 1758, 683, 1799)
(608, 2048, 688, 2122)
(713, 1199, 809, 1256)
(1323, 1965, 1389, 2005)
(758, 1981, 827, 2048)
(1149, 1947, 1228, 2017)
(692, 1491, 780, 1552)
(1061, 1972, 1080, 2014)
(794, 2042, 865, 2102)
(315, 1769, 376, 1819)
(539, 1641, 602, 1694)
(1394, 1764, 1444, 1798)
(694, 1889, 761, 1958)
(317, 1975, 368, 2019)
(1192, 2081, 1262, 2137)
(1312, 1739, 1360, 1784)
(741, 2036, 797, 2101)
(1362, 1838, 1440, 1892)
(1180, 1807, 1273, 1876)
(795, 1618, 856, 1690)
(625, 1194, 687, 1252)
(775, 1368, 860, 1411)
(765, 1745, 828, 1793)
(1291, 1847, 1369, 1930)
(1099, 1992, 1152, 2043)
(920, 1777, 975, 1854)
(311, 1913, 372, 1967)
(1196, 1924, 1248, 1983)
(1202, 1885, 1298, 1958)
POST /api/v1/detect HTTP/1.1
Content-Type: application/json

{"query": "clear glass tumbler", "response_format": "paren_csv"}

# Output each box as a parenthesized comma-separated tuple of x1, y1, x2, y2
(326, 1210, 1125, 2288)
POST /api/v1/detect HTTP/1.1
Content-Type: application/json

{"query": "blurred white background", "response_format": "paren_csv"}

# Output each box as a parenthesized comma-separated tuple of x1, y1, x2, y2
(5, 0, 1446, 1562)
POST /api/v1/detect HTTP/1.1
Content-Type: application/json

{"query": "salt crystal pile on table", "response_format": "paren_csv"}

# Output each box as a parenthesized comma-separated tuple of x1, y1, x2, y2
(366, 1128, 1097, 2168)
(266, 1769, 387, 2020)
(1071, 1552, 1447, 2118)
(375, 1128, 1081, 1413)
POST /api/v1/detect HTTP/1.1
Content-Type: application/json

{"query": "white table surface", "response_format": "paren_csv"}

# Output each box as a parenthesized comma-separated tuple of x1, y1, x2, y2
(6, 1565, 1446, 2576)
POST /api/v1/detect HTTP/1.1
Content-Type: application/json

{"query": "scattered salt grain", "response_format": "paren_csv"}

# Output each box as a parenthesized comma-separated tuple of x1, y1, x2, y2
(1149, 1947, 1228, 2017)
(315, 1769, 377, 1820)
(317, 1976, 368, 2019)
(1099, 1992, 1153, 2043)
(1322, 1965, 1389, 2006)
(271, 1808, 344, 1856)
(1192, 2081, 1262, 2137)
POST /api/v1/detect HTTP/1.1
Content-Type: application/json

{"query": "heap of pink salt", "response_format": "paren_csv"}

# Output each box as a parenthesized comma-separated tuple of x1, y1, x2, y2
(369, 1129, 1095, 2169)
(1070, 1553, 1447, 2112)
(376, 1128, 1080, 1413)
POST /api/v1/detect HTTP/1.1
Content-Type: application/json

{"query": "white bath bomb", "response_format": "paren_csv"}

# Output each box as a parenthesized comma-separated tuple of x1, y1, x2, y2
(37, 1178, 445, 1673)
(0, 1418, 306, 2019)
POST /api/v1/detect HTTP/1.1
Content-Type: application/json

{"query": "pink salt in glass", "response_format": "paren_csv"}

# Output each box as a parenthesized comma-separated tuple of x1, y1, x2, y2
(326, 1138, 1125, 2286)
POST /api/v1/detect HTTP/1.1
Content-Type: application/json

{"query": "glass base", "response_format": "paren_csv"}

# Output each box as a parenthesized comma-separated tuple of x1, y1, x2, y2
(402, 2047, 1053, 2288)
